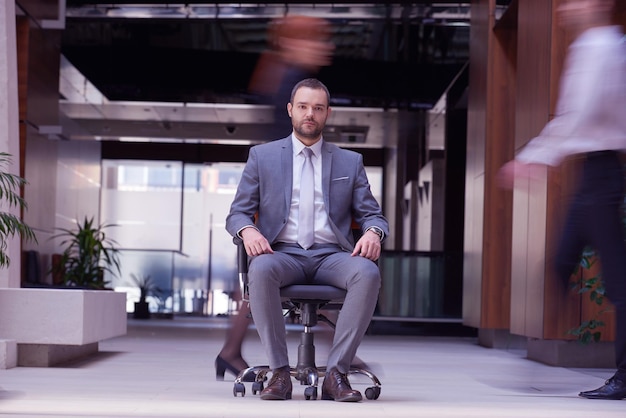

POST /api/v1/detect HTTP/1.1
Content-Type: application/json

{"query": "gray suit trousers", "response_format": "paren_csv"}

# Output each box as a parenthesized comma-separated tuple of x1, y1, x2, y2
(248, 243, 381, 373)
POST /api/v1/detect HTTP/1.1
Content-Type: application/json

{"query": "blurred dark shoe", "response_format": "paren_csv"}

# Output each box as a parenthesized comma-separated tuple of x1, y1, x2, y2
(260, 366, 292, 400)
(321, 367, 362, 402)
(579, 376, 626, 400)
(215, 356, 256, 382)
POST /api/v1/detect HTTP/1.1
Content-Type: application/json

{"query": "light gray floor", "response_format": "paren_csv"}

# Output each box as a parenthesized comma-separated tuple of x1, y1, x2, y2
(0, 317, 624, 417)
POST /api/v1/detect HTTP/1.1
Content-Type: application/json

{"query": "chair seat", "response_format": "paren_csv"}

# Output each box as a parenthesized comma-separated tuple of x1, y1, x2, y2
(280, 284, 346, 301)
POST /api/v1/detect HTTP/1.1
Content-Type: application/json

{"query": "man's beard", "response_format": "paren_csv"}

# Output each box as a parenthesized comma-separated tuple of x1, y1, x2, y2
(294, 119, 323, 139)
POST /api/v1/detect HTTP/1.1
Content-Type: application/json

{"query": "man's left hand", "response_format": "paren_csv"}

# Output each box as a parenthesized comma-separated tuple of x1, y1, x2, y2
(352, 230, 381, 261)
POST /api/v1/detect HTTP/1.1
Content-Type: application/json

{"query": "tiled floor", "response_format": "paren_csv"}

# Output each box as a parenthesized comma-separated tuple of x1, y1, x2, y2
(0, 317, 624, 417)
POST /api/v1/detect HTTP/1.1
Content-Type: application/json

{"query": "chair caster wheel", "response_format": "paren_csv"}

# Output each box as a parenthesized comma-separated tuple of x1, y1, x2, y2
(304, 386, 318, 400)
(252, 381, 264, 395)
(365, 386, 381, 400)
(233, 382, 246, 397)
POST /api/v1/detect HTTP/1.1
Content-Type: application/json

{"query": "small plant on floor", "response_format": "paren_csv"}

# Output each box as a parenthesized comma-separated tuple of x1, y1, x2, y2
(129, 273, 162, 304)
(129, 273, 162, 319)
(567, 247, 609, 344)
(0, 152, 37, 268)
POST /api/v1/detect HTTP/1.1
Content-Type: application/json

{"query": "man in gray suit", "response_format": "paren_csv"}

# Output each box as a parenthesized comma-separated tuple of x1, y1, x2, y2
(226, 78, 388, 402)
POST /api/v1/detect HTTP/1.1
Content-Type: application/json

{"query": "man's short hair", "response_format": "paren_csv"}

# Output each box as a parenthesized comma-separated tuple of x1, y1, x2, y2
(290, 78, 331, 105)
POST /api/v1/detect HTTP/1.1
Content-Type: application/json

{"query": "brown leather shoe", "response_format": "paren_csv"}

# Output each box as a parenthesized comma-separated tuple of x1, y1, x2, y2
(260, 366, 292, 400)
(321, 367, 362, 402)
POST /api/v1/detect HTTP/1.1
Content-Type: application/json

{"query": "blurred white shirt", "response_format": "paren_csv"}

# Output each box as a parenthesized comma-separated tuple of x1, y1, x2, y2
(516, 26, 626, 166)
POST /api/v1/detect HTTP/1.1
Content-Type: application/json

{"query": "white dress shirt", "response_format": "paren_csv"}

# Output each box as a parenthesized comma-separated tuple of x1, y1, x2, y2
(275, 135, 338, 245)
(516, 26, 626, 166)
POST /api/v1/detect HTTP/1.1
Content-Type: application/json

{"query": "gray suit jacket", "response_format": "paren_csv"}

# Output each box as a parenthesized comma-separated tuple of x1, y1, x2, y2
(225, 137, 389, 251)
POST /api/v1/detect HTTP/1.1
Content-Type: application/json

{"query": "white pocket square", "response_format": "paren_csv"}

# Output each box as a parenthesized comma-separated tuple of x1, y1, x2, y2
(332, 176, 349, 181)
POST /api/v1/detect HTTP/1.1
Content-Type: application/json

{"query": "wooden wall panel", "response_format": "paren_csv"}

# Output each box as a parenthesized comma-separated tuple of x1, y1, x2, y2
(481, 13, 517, 330)
(24, 27, 61, 128)
(16, 17, 29, 122)
(464, 0, 517, 331)
(542, 163, 582, 340)
(508, 0, 554, 338)
(463, 0, 491, 328)
(16, 4, 64, 285)
(17, 0, 60, 21)
(16, 17, 31, 180)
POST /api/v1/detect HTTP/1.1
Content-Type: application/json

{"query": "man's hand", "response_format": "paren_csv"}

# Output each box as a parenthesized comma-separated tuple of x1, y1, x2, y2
(497, 160, 546, 189)
(352, 230, 381, 261)
(241, 227, 274, 257)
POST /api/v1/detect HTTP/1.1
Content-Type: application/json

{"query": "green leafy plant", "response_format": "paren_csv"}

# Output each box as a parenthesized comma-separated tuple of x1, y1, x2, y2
(51, 217, 120, 289)
(0, 152, 37, 268)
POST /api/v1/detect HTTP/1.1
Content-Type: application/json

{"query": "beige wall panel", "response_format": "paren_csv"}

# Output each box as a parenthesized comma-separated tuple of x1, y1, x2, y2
(463, 174, 485, 326)
(509, 175, 530, 334)
(524, 166, 548, 336)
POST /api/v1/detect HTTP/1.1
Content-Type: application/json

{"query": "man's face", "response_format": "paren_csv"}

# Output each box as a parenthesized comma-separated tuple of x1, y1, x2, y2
(287, 87, 330, 142)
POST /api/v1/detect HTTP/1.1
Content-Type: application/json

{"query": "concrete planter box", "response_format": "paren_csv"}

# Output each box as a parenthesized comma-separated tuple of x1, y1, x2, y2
(0, 288, 127, 367)
(527, 338, 615, 368)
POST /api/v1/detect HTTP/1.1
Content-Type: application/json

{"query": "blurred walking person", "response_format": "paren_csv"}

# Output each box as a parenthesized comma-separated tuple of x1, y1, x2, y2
(499, 0, 626, 400)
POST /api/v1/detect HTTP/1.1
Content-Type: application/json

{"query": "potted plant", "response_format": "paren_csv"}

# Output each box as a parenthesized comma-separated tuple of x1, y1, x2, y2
(51, 217, 120, 289)
(0, 152, 37, 268)
(129, 273, 161, 319)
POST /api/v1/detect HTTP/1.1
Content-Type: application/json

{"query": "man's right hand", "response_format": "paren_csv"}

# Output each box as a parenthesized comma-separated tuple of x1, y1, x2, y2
(241, 227, 274, 257)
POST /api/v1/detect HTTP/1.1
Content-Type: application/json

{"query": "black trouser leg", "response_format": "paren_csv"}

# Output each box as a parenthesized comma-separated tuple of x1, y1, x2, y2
(555, 152, 626, 378)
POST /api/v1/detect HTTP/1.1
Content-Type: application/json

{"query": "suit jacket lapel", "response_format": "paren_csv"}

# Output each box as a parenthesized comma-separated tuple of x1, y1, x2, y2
(321, 141, 332, 210)
(281, 138, 294, 216)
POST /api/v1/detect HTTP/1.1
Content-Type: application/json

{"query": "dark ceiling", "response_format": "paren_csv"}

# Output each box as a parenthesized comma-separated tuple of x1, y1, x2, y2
(58, 1, 509, 109)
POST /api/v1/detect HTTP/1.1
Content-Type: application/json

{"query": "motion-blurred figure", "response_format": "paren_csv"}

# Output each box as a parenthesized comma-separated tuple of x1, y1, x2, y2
(215, 15, 334, 382)
(248, 15, 334, 139)
(498, 0, 626, 400)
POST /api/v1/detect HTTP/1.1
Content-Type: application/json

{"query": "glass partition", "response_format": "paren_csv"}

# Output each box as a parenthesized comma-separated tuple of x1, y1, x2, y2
(101, 159, 245, 316)
(377, 250, 462, 321)
(101, 160, 183, 250)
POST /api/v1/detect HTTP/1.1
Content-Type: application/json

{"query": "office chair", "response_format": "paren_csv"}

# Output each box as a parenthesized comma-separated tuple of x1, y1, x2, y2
(232, 240, 382, 400)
